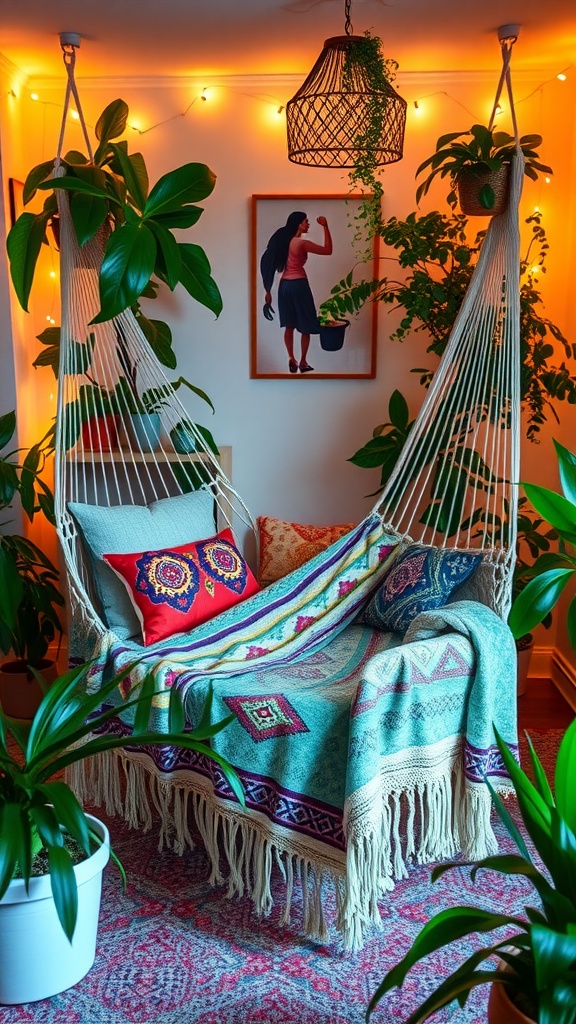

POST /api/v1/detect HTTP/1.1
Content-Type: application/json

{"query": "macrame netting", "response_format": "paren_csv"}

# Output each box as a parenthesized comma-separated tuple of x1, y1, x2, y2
(54, 38, 522, 643)
(371, 40, 522, 618)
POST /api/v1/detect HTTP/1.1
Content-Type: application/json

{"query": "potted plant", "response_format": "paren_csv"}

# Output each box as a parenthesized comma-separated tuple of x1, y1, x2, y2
(509, 438, 576, 652)
(317, 272, 381, 351)
(7, 98, 222, 325)
(415, 125, 552, 215)
(0, 659, 242, 1004)
(0, 411, 65, 720)
(366, 716, 576, 1023)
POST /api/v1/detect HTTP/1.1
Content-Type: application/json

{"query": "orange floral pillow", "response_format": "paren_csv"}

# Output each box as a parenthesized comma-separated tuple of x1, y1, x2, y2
(257, 516, 355, 585)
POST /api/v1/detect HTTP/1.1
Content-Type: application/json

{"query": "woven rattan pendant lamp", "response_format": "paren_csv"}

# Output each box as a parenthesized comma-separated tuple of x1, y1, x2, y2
(286, 0, 407, 168)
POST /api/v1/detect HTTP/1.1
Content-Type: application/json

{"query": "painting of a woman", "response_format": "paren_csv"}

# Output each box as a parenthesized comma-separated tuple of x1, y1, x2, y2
(259, 211, 332, 374)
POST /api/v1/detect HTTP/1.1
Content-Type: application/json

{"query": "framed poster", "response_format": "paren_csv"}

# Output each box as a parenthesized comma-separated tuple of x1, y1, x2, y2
(250, 194, 378, 379)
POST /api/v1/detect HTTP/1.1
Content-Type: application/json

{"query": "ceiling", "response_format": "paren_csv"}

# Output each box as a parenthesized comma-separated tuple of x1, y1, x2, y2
(0, 0, 574, 82)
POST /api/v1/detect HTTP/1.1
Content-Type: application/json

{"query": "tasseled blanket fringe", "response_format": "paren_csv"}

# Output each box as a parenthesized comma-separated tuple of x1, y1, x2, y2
(67, 751, 498, 951)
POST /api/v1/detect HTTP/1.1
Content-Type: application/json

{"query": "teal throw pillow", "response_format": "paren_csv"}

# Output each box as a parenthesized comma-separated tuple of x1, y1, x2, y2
(362, 544, 482, 636)
(69, 490, 216, 640)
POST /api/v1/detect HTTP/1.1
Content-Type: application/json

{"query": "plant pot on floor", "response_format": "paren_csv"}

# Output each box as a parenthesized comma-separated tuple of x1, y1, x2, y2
(319, 320, 350, 351)
(488, 979, 536, 1023)
(0, 658, 58, 720)
(130, 412, 162, 452)
(0, 814, 110, 1004)
(457, 165, 510, 217)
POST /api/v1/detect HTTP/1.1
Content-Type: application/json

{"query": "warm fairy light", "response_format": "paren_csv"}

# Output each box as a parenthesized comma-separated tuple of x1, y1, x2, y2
(277, 105, 284, 115)
(413, 100, 421, 115)
(49, 317, 55, 324)
(201, 88, 208, 102)
(545, 176, 551, 184)
(30, 92, 39, 101)
(70, 109, 80, 121)
(534, 205, 540, 213)
(531, 265, 540, 274)
(46, 315, 51, 321)
(49, 270, 56, 279)
(557, 73, 567, 81)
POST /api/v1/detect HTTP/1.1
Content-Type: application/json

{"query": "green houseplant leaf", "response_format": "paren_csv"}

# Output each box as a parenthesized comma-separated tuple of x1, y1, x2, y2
(94, 221, 157, 322)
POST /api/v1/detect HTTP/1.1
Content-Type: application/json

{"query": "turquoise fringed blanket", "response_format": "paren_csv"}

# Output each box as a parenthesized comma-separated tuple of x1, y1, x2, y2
(72, 517, 518, 950)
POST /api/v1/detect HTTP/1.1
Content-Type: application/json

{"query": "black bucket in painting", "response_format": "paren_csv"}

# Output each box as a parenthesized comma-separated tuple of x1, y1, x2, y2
(319, 320, 350, 351)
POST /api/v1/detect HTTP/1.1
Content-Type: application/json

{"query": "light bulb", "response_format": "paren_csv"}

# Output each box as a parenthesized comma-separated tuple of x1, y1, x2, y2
(49, 270, 56, 279)
(70, 109, 80, 120)
(545, 176, 551, 184)
(201, 88, 208, 102)
(557, 73, 567, 81)
(413, 101, 421, 115)
(534, 205, 540, 213)
(531, 265, 540, 274)
(30, 92, 39, 101)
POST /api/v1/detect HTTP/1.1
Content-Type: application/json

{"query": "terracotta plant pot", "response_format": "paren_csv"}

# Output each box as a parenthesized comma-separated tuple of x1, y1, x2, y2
(457, 165, 509, 217)
(488, 980, 536, 1023)
(81, 414, 120, 452)
(0, 658, 58, 720)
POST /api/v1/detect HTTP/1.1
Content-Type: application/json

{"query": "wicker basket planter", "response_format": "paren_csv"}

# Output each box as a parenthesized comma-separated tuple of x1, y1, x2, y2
(457, 165, 510, 217)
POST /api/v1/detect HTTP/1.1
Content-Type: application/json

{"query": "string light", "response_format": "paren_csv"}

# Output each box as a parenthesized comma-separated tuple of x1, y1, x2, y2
(70, 109, 79, 120)
(49, 270, 56, 279)
(545, 176, 551, 184)
(413, 100, 421, 115)
(30, 92, 39, 101)
(201, 88, 208, 102)
(557, 73, 567, 81)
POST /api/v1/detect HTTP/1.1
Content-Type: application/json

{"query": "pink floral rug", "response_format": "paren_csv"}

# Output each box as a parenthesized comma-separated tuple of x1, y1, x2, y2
(3, 729, 562, 1023)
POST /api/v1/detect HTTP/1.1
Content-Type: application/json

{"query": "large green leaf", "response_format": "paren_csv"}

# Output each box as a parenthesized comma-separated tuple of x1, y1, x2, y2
(135, 314, 176, 369)
(0, 545, 23, 634)
(0, 804, 22, 899)
(144, 163, 216, 217)
(148, 220, 181, 290)
(554, 439, 576, 506)
(0, 410, 16, 451)
(36, 782, 91, 857)
(523, 483, 576, 544)
(23, 159, 56, 204)
(389, 389, 409, 430)
(509, 568, 575, 639)
(178, 243, 223, 316)
(109, 143, 148, 211)
(37, 176, 119, 204)
(533, 925, 576, 993)
(95, 99, 129, 145)
(70, 192, 109, 247)
(7, 211, 51, 311)
(153, 206, 204, 230)
(93, 222, 157, 323)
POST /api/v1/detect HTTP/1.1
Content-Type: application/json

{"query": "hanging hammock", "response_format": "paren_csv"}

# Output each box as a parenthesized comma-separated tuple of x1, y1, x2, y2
(54, 37, 521, 656)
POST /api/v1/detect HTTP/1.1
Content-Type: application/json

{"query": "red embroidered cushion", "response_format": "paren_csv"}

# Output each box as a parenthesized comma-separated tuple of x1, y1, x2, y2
(257, 516, 355, 585)
(104, 528, 260, 646)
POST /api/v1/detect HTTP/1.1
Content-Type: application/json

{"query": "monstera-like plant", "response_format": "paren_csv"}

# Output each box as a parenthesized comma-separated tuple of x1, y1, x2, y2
(7, 98, 222, 327)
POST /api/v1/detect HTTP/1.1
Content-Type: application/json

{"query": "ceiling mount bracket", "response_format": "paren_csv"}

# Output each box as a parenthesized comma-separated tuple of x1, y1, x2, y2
(59, 32, 81, 49)
(497, 24, 520, 44)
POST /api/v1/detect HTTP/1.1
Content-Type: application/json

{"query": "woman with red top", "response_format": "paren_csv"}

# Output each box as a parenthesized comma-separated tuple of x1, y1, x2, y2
(260, 211, 332, 373)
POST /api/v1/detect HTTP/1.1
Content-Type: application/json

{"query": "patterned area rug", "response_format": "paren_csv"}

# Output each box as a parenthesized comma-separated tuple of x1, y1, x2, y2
(4, 730, 563, 1023)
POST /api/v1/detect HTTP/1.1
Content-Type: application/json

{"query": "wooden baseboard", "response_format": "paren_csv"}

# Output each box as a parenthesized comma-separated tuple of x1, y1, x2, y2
(530, 644, 576, 711)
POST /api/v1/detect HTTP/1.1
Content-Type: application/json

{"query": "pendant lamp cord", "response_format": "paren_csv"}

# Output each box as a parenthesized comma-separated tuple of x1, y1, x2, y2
(344, 0, 353, 36)
(488, 36, 520, 146)
(54, 42, 94, 170)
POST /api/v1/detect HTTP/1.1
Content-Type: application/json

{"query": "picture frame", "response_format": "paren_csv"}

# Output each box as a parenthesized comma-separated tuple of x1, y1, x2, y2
(8, 178, 24, 227)
(250, 194, 379, 379)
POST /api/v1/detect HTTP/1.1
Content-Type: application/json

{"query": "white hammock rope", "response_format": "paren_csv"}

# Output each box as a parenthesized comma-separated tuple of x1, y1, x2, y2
(372, 40, 522, 618)
(54, 38, 522, 641)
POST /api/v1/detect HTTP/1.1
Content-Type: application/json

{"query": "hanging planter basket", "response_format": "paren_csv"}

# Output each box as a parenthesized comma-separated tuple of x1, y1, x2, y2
(457, 165, 510, 217)
(320, 320, 350, 351)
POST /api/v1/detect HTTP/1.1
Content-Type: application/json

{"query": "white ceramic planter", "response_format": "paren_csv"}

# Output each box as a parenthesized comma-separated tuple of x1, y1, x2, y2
(0, 814, 110, 1004)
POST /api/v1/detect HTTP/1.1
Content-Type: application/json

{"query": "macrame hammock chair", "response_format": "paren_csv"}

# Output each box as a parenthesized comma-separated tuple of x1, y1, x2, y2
(54, 39, 521, 661)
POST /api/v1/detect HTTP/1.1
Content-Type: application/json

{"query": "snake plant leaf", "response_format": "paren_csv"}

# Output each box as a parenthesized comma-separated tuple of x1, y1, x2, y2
(70, 192, 109, 247)
(0, 804, 23, 899)
(143, 163, 216, 218)
(533, 925, 576, 998)
(555, 718, 576, 832)
(7, 210, 51, 311)
(168, 684, 186, 735)
(95, 98, 129, 145)
(509, 568, 575, 639)
(132, 671, 157, 736)
(148, 220, 182, 290)
(553, 439, 576, 505)
(36, 781, 91, 857)
(178, 242, 223, 316)
(48, 844, 78, 942)
(525, 732, 555, 807)
(93, 221, 157, 323)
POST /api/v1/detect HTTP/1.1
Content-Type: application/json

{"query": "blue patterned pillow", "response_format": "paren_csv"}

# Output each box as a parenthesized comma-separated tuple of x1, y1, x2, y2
(362, 545, 482, 635)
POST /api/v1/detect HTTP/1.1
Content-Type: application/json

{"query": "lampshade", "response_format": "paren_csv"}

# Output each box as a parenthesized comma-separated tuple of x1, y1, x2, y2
(286, 34, 407, 168)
